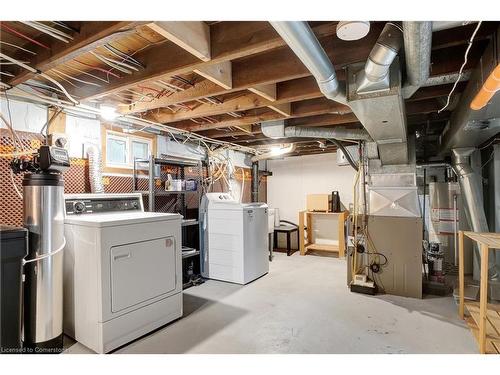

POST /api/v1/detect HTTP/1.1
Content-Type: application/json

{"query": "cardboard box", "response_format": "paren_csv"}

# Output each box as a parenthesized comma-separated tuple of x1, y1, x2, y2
(306, 194, 330, 212)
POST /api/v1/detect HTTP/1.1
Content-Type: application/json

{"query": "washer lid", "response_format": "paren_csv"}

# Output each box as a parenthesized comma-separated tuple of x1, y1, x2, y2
(64, 211, 181, 227)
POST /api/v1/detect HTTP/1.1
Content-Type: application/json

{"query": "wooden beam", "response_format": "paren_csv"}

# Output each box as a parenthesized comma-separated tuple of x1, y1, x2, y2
(267, 102, 291, 117)
(147, 21, 211, 61)
(249, 83, 277, 101)
(194, 61, 232, 89)
(73, 22, 339, 101)
(150, 93, 350, 124)
(6, 21, 146, 87)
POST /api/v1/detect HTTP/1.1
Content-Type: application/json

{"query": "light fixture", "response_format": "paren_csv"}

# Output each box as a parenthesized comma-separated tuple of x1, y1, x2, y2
(99, 105, 118, 121)
(270, 146, 283, 155)
(336, 21, 370, 41)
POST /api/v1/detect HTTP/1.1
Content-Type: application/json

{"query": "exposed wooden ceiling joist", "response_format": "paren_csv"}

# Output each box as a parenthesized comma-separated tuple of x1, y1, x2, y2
(71, 21, 339, 101)
(147, 21, 211, 61)
(4, 21, 148, 87)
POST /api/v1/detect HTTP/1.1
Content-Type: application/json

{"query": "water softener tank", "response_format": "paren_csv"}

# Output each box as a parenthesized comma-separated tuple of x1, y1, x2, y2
(23, 172, 65, 352)
(18, 146, 70, 353)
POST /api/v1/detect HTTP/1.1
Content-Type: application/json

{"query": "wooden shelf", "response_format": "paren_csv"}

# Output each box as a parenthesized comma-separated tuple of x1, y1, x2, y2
(305, 243, 339, 252)
(464, 302, 500, 354)
(458, 230, 500, 354)
(298, 210, 347, 257)
(462, 231, 500, 249)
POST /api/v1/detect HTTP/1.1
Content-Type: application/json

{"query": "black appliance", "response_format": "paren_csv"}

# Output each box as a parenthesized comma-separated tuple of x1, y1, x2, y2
(0, 226, 28, 353)
(331, 191, 341, 213)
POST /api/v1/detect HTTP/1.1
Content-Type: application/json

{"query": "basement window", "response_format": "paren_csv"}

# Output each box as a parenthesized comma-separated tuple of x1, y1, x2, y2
(105, 130, 152, 169)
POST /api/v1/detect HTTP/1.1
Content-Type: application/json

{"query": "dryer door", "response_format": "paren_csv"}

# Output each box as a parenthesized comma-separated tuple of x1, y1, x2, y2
(110, 236, 177, 313)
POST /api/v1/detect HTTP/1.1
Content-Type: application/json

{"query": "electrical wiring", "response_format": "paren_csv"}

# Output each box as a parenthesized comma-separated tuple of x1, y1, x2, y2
(0, 40, 37, 55)
(23, 79, 66, 95)
(51, 68, 102, 87)
(49, 70, 78, 88)
(0, 71, 15, 77)
(74, 60, 121, 79)
(104, 44, 145, 69)
(21, 21, 73, 43)
(90, 51, 137, 74)
(2, 87, 260, 157)
(0, 60, 31, 65)
(0, 52, 79, 104)
(52, 21, 79, 33)
(40, 108, 63, 139)
(438, 21, 482, 113)
(0, 22, 51, 50)
(65, 65, 110, 84)
(0, 113, 23, 151)
(31, 21, 74, 40)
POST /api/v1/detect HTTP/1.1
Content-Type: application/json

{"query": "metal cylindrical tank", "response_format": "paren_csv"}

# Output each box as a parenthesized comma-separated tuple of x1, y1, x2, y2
(22, 173, 65, 353)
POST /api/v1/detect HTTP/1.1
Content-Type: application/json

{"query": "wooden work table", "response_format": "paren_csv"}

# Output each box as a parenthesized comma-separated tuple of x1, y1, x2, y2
(458, 231, 500, 354)
(298, 211, 347, 257)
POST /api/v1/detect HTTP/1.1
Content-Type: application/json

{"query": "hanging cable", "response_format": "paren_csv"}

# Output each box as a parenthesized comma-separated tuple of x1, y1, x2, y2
(0, 40, 37, 55)
(438, 21, 482, 113)
(0, 52, 79, 104)
(0, 22, 51, 50)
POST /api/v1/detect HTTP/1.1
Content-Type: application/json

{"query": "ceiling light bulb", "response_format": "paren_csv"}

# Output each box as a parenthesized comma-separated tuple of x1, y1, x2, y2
(100, 105, 118, 121)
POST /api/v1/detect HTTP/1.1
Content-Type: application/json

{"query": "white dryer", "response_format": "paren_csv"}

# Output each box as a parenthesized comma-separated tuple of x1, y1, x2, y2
(63, 193, 182, 353)
(200, 193, 269, 284)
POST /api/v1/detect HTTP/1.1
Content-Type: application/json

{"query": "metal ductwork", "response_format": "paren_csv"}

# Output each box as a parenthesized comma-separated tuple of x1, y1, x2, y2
(402, 21, 433, 99)
(270, 21, 346, 103)
(440, 27, 500, 153)
(356, 23, 403, 93)
(261, 119, 372, 141)
(452, 148, 498, 281)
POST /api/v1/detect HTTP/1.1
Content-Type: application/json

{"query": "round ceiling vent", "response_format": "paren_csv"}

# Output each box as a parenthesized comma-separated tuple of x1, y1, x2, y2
(336, 21, 370, 41)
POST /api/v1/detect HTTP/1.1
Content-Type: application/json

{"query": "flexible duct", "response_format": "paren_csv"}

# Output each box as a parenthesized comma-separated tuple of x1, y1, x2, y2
(452, 148, 498, 280)
(86, 145, 105, 193)
(356, 23, 403, 93)
(285, 126, 371, 141)
(402, 22, 433, 99)
(269, 21, 345, 102)
(260, 119, 371, 142)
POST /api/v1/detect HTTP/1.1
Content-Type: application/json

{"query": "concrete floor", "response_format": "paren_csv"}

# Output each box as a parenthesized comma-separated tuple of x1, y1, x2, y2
(64, 252, 477, 354)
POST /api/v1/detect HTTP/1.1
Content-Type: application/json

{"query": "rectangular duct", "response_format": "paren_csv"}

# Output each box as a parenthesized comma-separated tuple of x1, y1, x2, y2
(347, 59, 408, 165)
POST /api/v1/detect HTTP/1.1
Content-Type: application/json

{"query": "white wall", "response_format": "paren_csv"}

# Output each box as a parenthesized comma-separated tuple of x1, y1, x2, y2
(1, 98, 47, 133)
(267, 152, 356, 225)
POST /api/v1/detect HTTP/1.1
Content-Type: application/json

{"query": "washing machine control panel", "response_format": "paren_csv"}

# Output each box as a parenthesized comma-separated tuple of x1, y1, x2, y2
(65, 196, 143, 215)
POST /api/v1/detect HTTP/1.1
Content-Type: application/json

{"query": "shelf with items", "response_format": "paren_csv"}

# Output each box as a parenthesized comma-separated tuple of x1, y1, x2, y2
(458, 231, 500, 354)
(133, 155, 205, 290)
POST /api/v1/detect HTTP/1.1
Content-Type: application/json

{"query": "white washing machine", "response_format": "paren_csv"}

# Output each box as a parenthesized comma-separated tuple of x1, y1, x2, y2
(62, 193, 182, 353)
(200, 193, 269, 284)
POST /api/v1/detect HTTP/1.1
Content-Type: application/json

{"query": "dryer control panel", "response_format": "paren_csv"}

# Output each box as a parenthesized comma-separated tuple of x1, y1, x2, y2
(65, 195, 143, 215)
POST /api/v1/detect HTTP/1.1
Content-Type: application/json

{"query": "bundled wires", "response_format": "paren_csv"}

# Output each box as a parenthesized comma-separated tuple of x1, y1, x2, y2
(0, 51, 79, 104)
(20, 21, 74, 44)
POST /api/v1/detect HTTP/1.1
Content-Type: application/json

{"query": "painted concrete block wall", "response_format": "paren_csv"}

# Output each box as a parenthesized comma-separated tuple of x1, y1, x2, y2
(267, 152, 356, 249)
